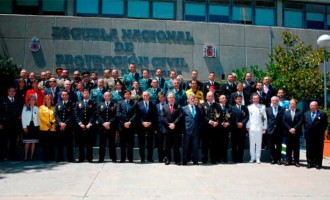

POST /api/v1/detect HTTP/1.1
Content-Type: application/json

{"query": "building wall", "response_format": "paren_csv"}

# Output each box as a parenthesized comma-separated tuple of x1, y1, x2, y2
(0, 14, 329, 80)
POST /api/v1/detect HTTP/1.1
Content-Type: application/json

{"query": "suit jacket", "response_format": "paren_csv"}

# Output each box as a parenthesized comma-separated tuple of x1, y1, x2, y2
(262, 84, 276, 107)
(156, 102, 167, 133)
(220, 82, 237, 102)
(202, 101, 222, 128)
(167, 89, 187, 106)
(254, 90, 267, 105)
(0, 97, 22, 128)
(230, 104, 249, 130)
(57, 90, 78, 105)
(90, 87, 107, 104)
(138, 78, 152, 91)
(219, 104, 232, 130)
(229, 91, 250, 106)
(111, 90, 124, 104)
(303, 110, 328, 139)
(283, 109, 303, 137)
(163, 79, 174, 93)
(161, 103, 183, 133)
(243, 80, 255, 98)
(75, 100, 96, 126)
(116, 99, 137, 131)
(54, 100, 74, 130)
(136, 101, 158, 131)
(146, 87, 162, 105)
(44, 87, 60, 104)
(266, 106, 285, 135)
(156, 77, 165, 89)
(123, 72, 140, 91)
(21, 105, 40, 128)
(202, 81, 220, 97)
(97, 101, 117, 129)
(181, 104, 202, 135)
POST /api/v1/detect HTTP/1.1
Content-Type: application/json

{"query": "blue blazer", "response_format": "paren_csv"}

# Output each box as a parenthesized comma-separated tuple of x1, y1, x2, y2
(181, 105, 201, 135)
(44, 87, 60, 104)
(303, 110, 328, 139)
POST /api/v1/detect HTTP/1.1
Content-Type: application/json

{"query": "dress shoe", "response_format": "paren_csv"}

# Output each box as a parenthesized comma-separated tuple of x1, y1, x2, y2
(315, 165, 321, 170)
(120, 160, 125, 163)
(165, 161, 170, 165)
(307, 164, 312, 169)
(270, 160, 276, 165)
(87, 159, 93, 163)
(193, 162, 199, 165)
(98, 159, 104, 163)
(277, 161, 282, 165)
(147, 159, 154, 162)
(175, 162, 181, 166)
(182, 162, 187, 165)
(112, 160, 117, 163)
(141, 159, 145, 163)
(295, 163, 300, 168)
(129, 160, 133, 163)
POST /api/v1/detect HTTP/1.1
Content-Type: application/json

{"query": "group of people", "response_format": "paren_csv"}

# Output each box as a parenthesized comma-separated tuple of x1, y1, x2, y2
(0, 63, 328, 169)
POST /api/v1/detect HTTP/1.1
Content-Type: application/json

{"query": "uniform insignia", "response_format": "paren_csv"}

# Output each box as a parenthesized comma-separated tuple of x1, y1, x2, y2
(79, 103, 82, 108)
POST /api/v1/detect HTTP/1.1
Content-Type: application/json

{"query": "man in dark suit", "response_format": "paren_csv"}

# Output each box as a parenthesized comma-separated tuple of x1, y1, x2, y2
(117, 90, 137, 163)
(136, 91, 158, 162)
(254, 82, 267, 105)
(155, 68, 165, 89)
(202, 72, 220, 98)
(0, 87, 21, 161)
(163, 70, 177, 93)
(218, 95, 231, 163)
(97, 92, 117, 163)
(74, 89, 96, 162)
(201, 91, 222, 164)
(229, 82, 250, 106)
(185, 70, 203, 91)
(181, 94, 202, 165)
(123, 63, 140, 91)
(283, 99, 303, 167)
(243, 72, 255, 99)
(262, 76, 276, 107)
(162, 92, 183, 165)
(230, 95, 249, 163)
(54, 90, 75, 162)
(156, 92, 167, 162)
(266, 96, 285, 165)
(44, 77, 60, 104)
(139, 69, 152, 92)
(220, 73, 237, 103)
(57, 80, 78, 105)
(303, 101, 328, 169)
(20, 69, 32, 89)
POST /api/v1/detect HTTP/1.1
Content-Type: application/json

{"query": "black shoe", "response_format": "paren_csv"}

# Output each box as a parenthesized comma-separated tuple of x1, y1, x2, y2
(277, 161, 282, 165)
(147, 159, 154, 162)
(182, 162, 187, 165)
(270, 160, 276, 165)
(98, 159, 104, 163)
(165, 161, 170, 165)
(295, 163, 300, 168)
(315, 165, 321, 170)
(141, 159, 145, 163)
(193, 162, 199, 165)
(112, 160, 117, 163)
(307, 164, 313, 169)
(87, 159, 93, 163)
(129, 160, 133, 163)
(120, 160, 125, 163)
(175, 162, 181, 166)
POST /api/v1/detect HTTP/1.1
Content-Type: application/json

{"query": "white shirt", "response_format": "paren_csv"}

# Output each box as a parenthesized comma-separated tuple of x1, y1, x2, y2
(246, 103, 267, 132)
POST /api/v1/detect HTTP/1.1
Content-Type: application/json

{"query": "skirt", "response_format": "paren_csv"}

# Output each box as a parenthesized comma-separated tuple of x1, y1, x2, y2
(23, 124, 40, 144)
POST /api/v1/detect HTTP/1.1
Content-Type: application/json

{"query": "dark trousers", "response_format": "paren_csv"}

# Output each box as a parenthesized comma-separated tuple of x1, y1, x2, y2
(40, 130, 56, 162)
(99, 128, 117, 161)
(157, 133, 165, 162)
(201, 126, 218, 163)
(138, 128, 154, 161)
(56, 129, 74, 162)
(76, 128, 94, 162)
(119, 127, 135, 162)
(286, 134, 300, 163)
(306, 133, 324, 167)
(164, 130, 181, 163)
(0, 127, 18, 161)
(182, 133, 199, 163)
(268, 132, 283, 162)
(218, 128, 229, 162)
(231, 128, 246, 163)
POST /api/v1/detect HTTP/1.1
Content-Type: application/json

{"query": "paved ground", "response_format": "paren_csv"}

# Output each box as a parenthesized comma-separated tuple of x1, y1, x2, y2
(0, 150, 330, 200)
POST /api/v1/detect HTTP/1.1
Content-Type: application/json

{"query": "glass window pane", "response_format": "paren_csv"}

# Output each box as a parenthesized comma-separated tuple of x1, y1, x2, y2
(152, 2, 174, 19)
(76, 0, 99, 14)
(255, 7, 275, 26)
(127, 0, 150, 18)
(43, 0, 65, 12)
(327, 15, 330, 30)
(102, 0, 124, 16)
(185, 3, 206, 22)
(232, 6, 252, 24)
(306, 13, 324, 30)
(284, 10, 303, 28)
(0, 0, 12, 13)
(209, 4, 229, 22)
(16, 0, 38, 6)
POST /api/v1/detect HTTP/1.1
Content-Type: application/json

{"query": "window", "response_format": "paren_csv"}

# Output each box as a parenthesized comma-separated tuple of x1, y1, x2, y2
(152, 1, 175, 19)
(306, 4, 325, 30)
(232, 0, 252, 24)
(43, 0, 65, 13)
(209, 4, 229, 23)
(15, 0, 39, 14)
(102, 0, 124, 17)
(0, 0, 12, 14)
(76, 0, 99, 15)
(284, 3, 303, 28)
(327, 7, 330, 30)
(16, 0, 38, 6)
(127, 0, 150, 18)
(255, 0, 275, 26)
(184, 2, 206, 22)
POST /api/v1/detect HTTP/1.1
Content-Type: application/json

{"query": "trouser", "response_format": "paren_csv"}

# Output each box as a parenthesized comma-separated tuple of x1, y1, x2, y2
(40, 130, 56, 161)
(119, 127, 135, 162)
(182, 133, 199, 163)
(286, 135, 300, 163)
(76, 128, 94, 161)
(201, 126, 218, 163)
(0, 127, 19, 161)
(231, 128, 246, 163)
(306, 134, 324, 167)
(56, 129, 74, 162)
(138, 129, 154, 161)
(157, 132, 165, 162)
(99, 128, 117, 161)
(218, 128, 229, 162)
(164, 130, 181, 163)
(268, 132, 283, 162)
(249, 130, 263, 161)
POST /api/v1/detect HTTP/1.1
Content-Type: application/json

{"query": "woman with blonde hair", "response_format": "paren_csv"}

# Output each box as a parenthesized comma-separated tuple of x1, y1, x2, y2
(21, 95, 40, 161)
(39, 94, 56, 162)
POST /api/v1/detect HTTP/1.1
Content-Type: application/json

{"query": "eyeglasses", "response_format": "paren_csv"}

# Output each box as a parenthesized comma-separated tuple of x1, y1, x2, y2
(49, 81, 56, 83)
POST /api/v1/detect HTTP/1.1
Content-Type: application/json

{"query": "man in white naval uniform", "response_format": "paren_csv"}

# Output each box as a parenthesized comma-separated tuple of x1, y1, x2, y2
(246, 93, 267, 164)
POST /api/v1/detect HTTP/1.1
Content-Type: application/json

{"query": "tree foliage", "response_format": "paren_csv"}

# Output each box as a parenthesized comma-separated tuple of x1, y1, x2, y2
(266, 31, 325, 101)
(232, 65, 266, 83)
(0, 55, 21, 96)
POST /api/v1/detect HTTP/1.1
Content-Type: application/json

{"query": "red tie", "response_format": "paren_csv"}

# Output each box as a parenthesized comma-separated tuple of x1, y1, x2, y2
(170, 104, 174, 114)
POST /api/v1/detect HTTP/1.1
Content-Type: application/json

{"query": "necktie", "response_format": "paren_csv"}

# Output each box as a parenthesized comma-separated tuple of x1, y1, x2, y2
(170, 104, 174, 114)
(264, 85, 269, 93)
(311, 112, 316, 121)
(126, 100, 130, 112)
(11, 98, 14, 103)
(291, 109, 295, 121)
(238, 105, 241, 110)
(84, 101, 88, 107)
(51, 88, 55, 97)
(106, 102, 109, 108)
(145, 102, 148, 112)
(274, 107, 277, 117)
(191, 105, 195, 118)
